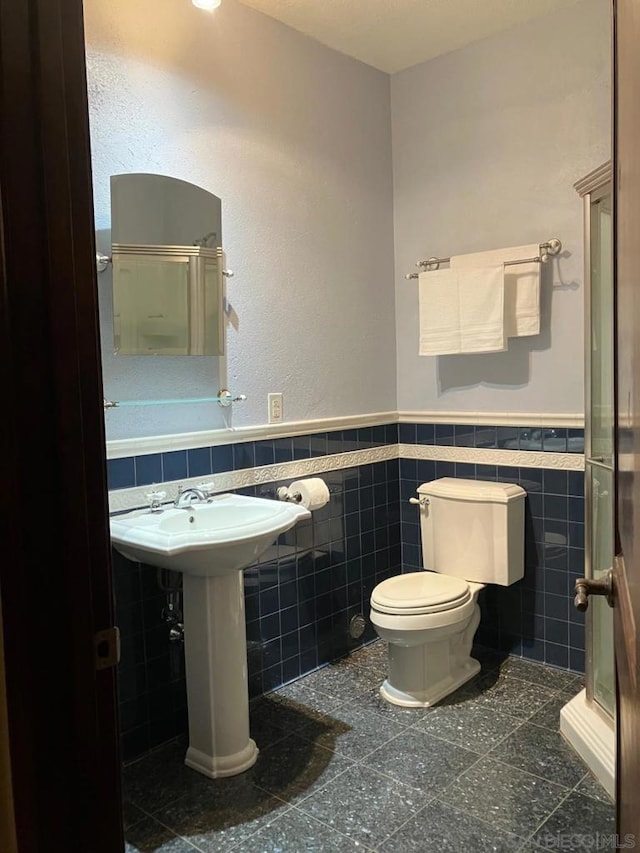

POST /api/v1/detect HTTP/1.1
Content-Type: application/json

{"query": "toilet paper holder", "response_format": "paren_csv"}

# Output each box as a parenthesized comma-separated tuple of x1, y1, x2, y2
(277, 486, 303, 504)
(276, 478, 331, 511)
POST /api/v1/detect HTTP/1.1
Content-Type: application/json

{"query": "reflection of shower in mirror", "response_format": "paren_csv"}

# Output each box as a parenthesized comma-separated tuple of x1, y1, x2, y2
(108, 173, 227, 357)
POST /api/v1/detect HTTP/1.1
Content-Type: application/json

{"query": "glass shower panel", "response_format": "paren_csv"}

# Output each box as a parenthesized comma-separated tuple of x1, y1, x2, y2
(587, 463, 615, 716)
(589, 198, 614, 467)
(586, 188, 614, 718)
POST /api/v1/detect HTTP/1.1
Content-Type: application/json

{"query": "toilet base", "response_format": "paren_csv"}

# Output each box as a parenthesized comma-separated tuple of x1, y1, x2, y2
(379, 659, 480, 708)
(374, 600, 482, 708)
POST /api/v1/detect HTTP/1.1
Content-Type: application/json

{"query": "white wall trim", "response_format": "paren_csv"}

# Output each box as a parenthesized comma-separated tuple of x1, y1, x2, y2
(109, 444, 399, 513)
(399, 443, 585, 471)
(106, 410, 585, 459)
(398, 411, 585, 428)
(560, 689, 615, 801)
(106, 411, 397, 459)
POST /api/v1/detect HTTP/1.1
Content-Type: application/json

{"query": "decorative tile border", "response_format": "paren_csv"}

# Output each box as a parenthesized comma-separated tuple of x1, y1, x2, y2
(398, 444, 585, 471)
(109, 445, 399, 513)
(109, 443, 583, 513)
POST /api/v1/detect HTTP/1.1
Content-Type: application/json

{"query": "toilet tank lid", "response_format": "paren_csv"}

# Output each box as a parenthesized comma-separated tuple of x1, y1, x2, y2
(417, 478, 526, 503)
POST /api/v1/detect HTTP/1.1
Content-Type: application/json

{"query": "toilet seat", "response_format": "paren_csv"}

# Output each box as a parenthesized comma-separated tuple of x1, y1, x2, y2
(371, 572, 471, 616)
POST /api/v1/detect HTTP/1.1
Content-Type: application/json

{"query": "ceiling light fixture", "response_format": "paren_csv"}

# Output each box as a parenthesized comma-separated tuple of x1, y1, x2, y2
(192, 0, 221, 11)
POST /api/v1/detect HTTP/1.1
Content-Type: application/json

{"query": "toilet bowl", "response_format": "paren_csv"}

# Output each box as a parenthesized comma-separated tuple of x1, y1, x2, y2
(371, 571, 486, 706)
(370, 478, 525, 708)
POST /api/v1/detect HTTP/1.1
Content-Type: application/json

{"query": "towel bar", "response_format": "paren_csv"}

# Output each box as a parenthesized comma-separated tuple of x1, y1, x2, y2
(404, 238, 562, 280)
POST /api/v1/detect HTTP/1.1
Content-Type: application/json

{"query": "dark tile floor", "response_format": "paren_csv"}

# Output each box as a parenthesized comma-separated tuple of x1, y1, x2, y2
(122, 643, 614, 852)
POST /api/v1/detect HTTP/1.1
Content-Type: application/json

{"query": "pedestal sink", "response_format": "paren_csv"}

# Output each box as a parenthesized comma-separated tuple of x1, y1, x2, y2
(110, 493, 311, 778)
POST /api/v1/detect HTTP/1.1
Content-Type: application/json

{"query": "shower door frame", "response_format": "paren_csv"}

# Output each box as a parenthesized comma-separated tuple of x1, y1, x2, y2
(577, 161, 615, 715)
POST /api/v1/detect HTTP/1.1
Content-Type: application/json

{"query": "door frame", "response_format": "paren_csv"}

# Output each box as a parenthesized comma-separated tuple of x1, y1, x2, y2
(613, 0, 640, 840)
(0, 0, 123, 849)
(0, 607, 17, 853)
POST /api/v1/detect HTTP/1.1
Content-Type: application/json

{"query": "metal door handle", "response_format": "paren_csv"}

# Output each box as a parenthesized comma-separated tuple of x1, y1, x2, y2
(574, 570, 614, 611)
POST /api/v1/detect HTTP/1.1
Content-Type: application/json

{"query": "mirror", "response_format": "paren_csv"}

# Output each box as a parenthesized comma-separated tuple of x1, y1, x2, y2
(110, 174, 224, 356)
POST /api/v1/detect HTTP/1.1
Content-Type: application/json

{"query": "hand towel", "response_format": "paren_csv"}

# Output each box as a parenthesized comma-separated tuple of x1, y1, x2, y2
(418, 265, 506, 356)
(450, 244, 540, 337)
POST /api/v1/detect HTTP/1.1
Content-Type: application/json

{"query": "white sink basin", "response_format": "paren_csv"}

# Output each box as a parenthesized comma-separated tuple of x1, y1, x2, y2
(110, 493, 311, 576)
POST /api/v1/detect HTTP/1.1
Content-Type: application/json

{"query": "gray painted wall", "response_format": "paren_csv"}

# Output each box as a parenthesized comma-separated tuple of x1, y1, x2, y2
(87, 0, 610, 440)
(85, 0, 396, 439)
(392, 0, 610, 415)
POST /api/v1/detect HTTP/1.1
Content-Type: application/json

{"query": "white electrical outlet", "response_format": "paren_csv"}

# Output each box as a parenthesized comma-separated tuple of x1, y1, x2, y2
(268, 393, 283, 424)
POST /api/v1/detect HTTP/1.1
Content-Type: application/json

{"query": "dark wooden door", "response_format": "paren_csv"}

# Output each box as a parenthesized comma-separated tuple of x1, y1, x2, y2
(0, 0, 123, 850)
(614, 0, 640, 841)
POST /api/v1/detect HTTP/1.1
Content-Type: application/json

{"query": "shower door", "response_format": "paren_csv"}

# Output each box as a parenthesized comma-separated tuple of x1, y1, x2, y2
(583, 168, 615, 718)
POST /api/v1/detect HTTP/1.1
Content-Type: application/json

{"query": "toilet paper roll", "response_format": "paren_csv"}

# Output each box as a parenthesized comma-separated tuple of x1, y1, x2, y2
(290, 478, 330, 511)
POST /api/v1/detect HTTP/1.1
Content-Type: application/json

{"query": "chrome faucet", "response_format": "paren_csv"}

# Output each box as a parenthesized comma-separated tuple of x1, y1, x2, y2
(174, 486, 208, 509)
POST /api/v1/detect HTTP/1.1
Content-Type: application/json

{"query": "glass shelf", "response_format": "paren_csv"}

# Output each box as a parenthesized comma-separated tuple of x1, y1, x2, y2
(103, 391, 245, 409)
(105, 397, 221, 408)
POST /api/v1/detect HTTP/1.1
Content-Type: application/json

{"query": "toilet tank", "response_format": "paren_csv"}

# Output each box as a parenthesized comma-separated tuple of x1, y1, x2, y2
(418, 478, 526, 586)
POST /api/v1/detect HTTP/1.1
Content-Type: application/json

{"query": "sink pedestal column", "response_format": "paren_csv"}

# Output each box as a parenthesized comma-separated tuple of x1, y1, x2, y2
(182, 571, 258, 778)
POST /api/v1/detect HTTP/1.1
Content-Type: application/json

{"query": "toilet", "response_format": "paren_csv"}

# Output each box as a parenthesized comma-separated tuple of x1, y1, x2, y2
(370, 478, 525, 708)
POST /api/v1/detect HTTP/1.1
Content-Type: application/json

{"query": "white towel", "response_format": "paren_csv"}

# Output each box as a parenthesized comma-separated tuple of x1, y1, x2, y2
(450, 244, 540, 337)
(418, 265, 506, 356)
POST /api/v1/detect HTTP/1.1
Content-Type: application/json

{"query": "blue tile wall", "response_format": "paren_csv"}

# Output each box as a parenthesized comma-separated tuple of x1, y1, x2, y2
(398, 423, 584, 454)
(110, 420, 585, 761)
(113, 549, 189, 761)
(243, 461, 400, 694)
(107, 425, 401, 493)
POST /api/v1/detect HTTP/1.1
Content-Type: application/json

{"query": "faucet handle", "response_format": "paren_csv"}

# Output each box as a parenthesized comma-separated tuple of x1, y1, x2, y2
(198, 481, 215, 497)
(146, 490, 166, 512)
